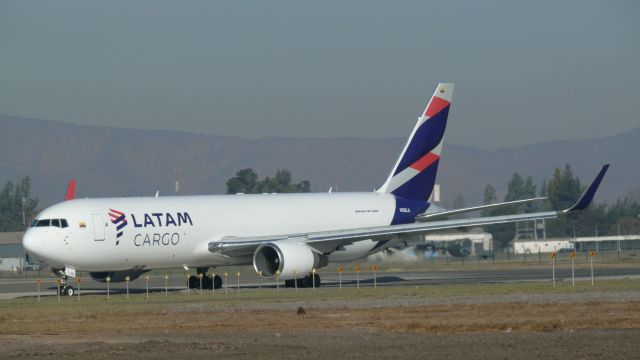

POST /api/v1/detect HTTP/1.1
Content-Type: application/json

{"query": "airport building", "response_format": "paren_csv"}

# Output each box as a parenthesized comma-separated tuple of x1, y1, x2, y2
(0, 232, 27, 272)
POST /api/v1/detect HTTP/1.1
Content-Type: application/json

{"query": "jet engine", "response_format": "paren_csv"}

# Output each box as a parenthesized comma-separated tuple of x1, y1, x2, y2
(253, 240, 327, 279)
(90, 269, 150, 283)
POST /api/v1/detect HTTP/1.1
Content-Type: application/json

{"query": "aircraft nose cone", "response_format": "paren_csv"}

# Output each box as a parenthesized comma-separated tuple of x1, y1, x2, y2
(23, 230, 43, 258)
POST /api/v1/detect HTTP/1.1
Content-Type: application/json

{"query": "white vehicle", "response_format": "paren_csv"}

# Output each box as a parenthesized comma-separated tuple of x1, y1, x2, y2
(23, 83, 609, 295)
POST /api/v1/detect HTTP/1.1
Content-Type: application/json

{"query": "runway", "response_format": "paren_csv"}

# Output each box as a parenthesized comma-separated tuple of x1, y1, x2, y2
(2, 266, 640, 299)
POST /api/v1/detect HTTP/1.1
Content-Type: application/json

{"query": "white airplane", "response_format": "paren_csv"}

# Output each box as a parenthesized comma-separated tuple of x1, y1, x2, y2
(23, 83, 609, 296)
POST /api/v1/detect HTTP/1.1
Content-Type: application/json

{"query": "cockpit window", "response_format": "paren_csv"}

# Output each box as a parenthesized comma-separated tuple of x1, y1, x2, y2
(35, 219, 50, 227)
(31, 218, 69, 228)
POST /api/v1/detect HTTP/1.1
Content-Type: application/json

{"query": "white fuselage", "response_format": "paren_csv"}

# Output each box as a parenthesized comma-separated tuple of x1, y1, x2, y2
(23, 192, 398, 272)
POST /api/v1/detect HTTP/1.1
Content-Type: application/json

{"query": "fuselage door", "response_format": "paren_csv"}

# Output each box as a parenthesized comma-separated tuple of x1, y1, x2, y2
(91, 214, 106, 241)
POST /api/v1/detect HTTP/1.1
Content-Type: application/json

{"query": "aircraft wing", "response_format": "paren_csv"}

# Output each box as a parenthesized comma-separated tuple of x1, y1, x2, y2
(209, 164, 609, 257)
(416, 197, 547, 221)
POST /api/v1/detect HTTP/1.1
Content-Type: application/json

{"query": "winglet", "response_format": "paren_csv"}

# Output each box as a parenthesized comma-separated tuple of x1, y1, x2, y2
(64, 179, 76, 201)
(564, 164, 609, 212)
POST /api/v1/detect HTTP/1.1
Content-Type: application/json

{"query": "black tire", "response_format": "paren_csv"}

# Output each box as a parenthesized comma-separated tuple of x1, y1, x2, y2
(213, 275, 223, 289)
(188, 276, 199, 289)
(202, 276, 213, 290)
(65, 285, 75, 296)
(284, 279, 295, 288)
(313, 274, 321, 288)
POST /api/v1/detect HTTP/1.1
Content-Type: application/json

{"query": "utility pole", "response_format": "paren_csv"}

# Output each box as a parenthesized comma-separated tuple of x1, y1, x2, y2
(21, 197, 26, 226)
(174, 169, 180, 194)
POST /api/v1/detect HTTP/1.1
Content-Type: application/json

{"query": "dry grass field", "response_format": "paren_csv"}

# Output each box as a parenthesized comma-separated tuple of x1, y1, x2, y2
(1, 280, 640, 359)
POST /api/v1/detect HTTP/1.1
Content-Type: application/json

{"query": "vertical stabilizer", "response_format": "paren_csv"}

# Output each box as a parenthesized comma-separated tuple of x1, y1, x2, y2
(377, 83, 453, 201)
(64, 179, 76, 201)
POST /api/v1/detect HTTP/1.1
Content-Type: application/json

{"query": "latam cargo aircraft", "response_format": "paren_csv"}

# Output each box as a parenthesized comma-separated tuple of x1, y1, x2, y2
(22, 83, 609, 296)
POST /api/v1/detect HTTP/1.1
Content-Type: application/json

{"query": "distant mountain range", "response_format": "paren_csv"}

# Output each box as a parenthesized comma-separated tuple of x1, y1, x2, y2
(1, 113, 638, 208)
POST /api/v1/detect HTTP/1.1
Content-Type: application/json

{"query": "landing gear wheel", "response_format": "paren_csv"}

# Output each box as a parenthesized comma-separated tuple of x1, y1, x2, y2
(202, 276, 213, 290)
(213, 275, 222, 289)
(63, 285, 75, 296)
(188, 276, 199, 289)
(284, 275, 320, 288)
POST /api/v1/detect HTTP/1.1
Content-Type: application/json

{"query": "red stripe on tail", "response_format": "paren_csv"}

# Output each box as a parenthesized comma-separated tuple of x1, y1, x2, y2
(424, 96, 450, 118)
(409, 152, 440, 172)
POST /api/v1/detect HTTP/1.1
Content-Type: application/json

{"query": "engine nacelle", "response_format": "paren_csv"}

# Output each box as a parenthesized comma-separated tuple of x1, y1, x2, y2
(253, 240, 327, 279)
(89, 269, 150, 283)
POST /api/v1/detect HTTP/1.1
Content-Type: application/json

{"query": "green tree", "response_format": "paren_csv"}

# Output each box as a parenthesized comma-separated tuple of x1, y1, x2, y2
(483, 184, 497, 205)
(547, 164, 582, 210)
(545, 165, 583, 237)
(484, 165, 640, 245)
(225, 169, 259, 194)
(605, 195, 640, 236)
(0, 176, 38, 231)
(226, 169, 311, 194)
(257, 170, 311, 193)
(486, 173, 540, 248)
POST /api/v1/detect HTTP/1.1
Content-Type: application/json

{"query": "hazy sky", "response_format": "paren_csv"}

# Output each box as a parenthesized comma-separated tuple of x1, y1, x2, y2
(1, 1, 638, 149)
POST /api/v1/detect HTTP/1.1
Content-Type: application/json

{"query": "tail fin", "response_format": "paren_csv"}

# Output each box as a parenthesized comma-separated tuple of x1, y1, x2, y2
(64, 179, 76, 201)
(377, 83, 453, 201)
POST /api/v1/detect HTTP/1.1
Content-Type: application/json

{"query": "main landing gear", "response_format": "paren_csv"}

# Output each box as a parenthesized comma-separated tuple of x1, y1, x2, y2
(187, 268, 223, 290)
(284, 273, 321, 288)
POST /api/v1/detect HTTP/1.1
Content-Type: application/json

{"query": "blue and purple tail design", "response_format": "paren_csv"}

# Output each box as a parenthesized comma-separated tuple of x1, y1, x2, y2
(377, 83, 454, 224)
(109, 209, 127, 246)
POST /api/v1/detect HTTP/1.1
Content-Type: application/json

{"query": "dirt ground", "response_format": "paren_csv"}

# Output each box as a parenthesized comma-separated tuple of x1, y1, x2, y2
(2, 283, 640, 359)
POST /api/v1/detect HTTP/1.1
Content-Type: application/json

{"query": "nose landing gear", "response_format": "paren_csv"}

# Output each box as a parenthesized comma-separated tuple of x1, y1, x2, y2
(54, 269, 75, 296)
(61, 284, 75, 296)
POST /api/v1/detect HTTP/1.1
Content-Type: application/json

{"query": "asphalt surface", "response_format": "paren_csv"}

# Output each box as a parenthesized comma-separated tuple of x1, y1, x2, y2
(2, 266, 640, 299)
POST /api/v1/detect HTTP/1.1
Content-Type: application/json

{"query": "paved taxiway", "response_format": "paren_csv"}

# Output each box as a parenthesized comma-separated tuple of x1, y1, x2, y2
(2, 266, 640, 299)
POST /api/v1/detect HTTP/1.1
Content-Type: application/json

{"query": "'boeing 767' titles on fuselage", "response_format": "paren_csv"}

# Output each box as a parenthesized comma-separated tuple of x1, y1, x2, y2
(23, 83, 609, 295)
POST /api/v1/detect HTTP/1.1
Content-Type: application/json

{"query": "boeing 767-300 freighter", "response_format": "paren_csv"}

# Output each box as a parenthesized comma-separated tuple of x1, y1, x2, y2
(22, 83, 609, 295)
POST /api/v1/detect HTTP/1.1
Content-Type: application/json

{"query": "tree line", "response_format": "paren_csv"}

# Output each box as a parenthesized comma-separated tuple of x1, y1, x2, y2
(0, 176, 39, 232)
(482, 165, 640, 249)
(226, 169, 311, 194)
(5, 167, 638, 248)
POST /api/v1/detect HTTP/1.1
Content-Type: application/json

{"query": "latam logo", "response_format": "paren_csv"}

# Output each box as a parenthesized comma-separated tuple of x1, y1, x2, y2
(108, 209, 128, 246)
(130, 212, 193, 227)
(107, 209, 194, 247)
